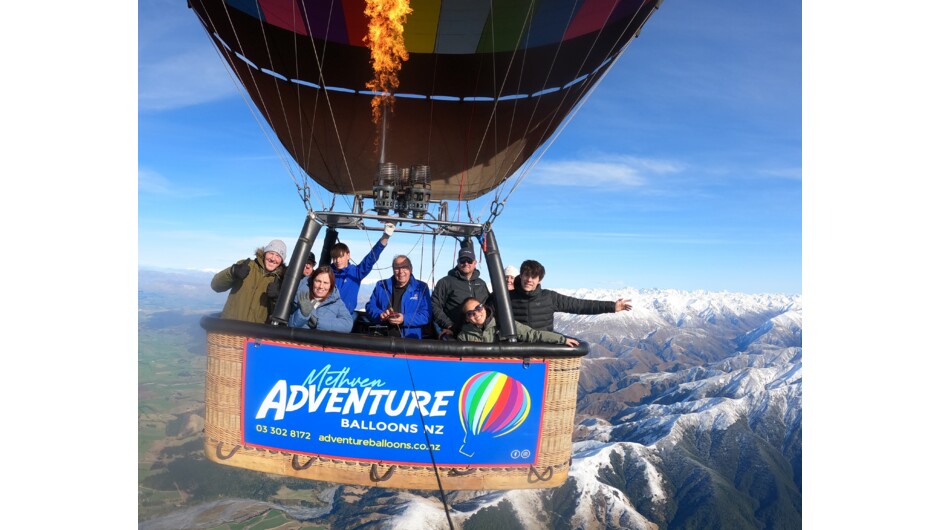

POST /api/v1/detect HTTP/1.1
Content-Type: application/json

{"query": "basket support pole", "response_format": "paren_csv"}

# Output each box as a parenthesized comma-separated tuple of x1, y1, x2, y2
(269, 211, 323, 325)
(482, 227, 517, 342)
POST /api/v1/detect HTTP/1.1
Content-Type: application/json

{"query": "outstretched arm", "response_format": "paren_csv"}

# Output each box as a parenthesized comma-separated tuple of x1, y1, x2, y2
(549, 290, 617, 315)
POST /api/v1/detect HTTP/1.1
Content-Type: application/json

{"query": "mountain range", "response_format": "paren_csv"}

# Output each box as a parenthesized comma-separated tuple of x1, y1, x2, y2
(138, 269, 801, 529)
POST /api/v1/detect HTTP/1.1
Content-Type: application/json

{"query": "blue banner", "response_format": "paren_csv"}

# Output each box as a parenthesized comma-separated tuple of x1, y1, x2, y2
(242, 341, 549, 466)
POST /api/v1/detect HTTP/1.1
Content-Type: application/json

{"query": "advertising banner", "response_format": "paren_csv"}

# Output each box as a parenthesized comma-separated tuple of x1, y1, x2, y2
(242, 341, 549, 466)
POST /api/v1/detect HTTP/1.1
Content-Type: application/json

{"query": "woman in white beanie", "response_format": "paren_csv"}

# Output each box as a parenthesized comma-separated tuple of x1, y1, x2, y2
(504, 265, 520, 292)
(211, 239, 287, 323)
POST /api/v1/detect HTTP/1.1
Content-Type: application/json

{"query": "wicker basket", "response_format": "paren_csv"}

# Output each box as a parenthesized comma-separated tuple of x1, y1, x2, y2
(204, 329, 581, 490)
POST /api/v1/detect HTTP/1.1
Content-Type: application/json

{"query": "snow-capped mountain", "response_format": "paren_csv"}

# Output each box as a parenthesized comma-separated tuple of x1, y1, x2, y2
(138, 270, 801, 529)
(310, 288, 802, 529)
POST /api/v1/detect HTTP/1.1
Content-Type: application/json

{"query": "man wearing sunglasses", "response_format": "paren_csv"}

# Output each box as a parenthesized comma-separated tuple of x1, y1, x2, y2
(431, 245, 491, 339)
(456, 297, 579, 347)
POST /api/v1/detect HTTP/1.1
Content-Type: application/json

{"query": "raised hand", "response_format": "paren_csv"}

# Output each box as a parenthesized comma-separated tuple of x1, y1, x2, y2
(298, 296, 315, 316)
(231, 261, 250, 280)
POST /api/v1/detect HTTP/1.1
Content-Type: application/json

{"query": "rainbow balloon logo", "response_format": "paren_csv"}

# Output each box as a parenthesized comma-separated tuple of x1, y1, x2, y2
(458, 371, 531, 458)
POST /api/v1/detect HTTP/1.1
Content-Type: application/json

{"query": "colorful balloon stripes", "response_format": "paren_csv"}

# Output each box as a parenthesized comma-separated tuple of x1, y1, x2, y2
(459, 371, 532, 440)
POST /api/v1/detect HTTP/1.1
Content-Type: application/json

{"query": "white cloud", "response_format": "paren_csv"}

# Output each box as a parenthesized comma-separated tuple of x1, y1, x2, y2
(138, 168, 172, 194)
(527, 156, 683, 188)
(138, 168, 215, 198)
(138, 0, 238, 112)
(759, 167, 803, 180)
(139, 48, 237, 112)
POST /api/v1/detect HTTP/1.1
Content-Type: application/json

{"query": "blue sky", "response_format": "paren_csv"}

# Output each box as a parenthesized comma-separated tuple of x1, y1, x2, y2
(138, 0, 801, 294)
(13, 3, 940, 523)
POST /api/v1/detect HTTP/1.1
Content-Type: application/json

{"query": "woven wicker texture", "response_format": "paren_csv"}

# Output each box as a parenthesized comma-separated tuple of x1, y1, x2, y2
(204, 331, 580, 490)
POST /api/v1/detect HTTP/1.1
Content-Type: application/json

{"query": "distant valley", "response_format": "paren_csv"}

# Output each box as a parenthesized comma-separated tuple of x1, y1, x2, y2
(138, 268, 801, 529)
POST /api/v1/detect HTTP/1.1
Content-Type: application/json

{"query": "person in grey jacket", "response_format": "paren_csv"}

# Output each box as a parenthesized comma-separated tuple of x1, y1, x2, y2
(509, 259, 632, 332)
(456, 298, 579, 347)
(289, 266, 354, 332)
(431, 246, 490, 339)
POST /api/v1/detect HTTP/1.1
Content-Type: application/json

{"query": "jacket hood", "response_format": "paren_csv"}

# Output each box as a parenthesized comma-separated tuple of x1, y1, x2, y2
(324, 286, 342, 303)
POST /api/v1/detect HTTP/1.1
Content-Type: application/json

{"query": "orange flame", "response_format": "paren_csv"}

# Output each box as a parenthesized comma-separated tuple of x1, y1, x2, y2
(364, 0, 412, 127)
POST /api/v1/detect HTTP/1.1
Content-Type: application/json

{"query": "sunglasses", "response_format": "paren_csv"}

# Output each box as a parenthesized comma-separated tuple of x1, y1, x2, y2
(458, 258, 474, 265)
(465, 304, 485, 317)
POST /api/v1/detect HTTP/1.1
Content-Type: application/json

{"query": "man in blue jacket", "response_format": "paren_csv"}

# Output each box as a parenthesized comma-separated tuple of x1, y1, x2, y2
(366, 255, 432, 339)
(332, 222, 395, 314)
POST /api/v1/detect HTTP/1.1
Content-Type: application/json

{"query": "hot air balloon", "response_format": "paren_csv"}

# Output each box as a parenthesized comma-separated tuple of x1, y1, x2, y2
(192, 0, 663, 492)
(458, 371, 532, 457)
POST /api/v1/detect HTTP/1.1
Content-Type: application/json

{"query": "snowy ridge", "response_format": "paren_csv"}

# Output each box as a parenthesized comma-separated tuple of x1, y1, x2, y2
(283, 288, 802, 529)
(565, 442, 659, 529)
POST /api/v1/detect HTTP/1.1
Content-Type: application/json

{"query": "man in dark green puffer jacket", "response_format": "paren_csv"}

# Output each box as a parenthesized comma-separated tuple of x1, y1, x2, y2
(509, 259, 633, 332)
(211, 239, 287, 324)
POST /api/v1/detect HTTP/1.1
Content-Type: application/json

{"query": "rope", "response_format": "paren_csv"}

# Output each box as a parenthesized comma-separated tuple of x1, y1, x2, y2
(215, 442, 240, 460)
(494, 4, 651, 210)
(291, 454, 314, 470)
(527, 465, 554, 483)
(403, 356, 455, 530)
(369, 463, 396, 482)
(253, 2, 303, 184)
(193, 2, 327, 211)
(468, 0, 538, 181)
(295, 0, 360, 215)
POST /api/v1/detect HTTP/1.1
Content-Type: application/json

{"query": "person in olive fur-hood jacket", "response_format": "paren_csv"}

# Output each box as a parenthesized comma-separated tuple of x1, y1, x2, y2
(211, 239, 287, 324)
(509, 259, 633, 332)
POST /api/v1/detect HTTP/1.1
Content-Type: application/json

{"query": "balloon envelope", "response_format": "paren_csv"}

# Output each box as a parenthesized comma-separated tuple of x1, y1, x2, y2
(190, 0, 661, 200)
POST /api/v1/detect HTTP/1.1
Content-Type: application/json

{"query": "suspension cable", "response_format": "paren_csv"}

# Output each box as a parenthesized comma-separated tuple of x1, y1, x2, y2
(193, 4, 326, 211)
(403, 355, 455, 530)
(493, 3, 652, 210)
(294, 0, 360, 214)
